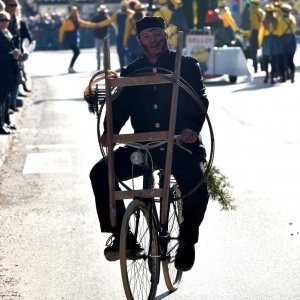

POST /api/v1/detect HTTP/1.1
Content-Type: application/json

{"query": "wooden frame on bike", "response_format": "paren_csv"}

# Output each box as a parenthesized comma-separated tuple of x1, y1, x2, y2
(103, 32, 184, 228)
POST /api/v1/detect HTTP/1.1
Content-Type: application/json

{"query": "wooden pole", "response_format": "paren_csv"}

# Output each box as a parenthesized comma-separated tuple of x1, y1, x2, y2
(161, 31, 184, 225)
(104, 37, 117, 228)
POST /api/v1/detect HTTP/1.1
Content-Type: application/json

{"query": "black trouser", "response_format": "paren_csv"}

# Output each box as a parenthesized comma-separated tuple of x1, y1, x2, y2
(69, 45, 80, 68)
(116, 37, 127, 68)
(0, 90, 10, 127)
(250, 30, 259, 70)
(90, 145, 209, 245)
(278, 53, 295, 77)
(263, 55, 277, 76)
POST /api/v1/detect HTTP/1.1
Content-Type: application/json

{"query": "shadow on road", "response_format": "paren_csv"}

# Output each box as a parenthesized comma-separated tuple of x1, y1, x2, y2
(33, 98, 84, 105)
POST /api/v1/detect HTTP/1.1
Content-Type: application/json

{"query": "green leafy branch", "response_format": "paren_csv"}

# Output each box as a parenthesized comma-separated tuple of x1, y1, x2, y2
(207, 165, 236, 211)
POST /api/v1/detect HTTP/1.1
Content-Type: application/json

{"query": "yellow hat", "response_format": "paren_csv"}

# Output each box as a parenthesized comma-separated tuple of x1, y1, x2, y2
(134, 3, 143, 11)
(250, 0, 259, 5)
(171, 0, 182, 4)
(265, 4, 275, 12)
(218, 0, 226, 8)
(280, 3, 292, 13)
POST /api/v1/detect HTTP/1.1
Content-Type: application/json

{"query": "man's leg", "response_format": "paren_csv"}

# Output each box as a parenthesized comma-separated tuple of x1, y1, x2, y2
(89, 146, 144, 261)
(69, 45, 80, 70)
(171, 148, 209, 271)
(172, 157, 209, 245)
(116, 38, 125, 68)
(250, 30, 259, 72)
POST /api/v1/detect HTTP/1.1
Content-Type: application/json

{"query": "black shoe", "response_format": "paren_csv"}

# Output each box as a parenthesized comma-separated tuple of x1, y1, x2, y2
(7, 123, 17, 130)
(104, 234, 120, 261)
(175, 243, 195, 272)
(291, 74, 294, 83)
(16, 99, 23, 107)
(18, 92, 28, 97)
(9, 106, 19, 112)
(104, 232, 143, 262)
(0, 125, 12, 135)
(23, 86, 31, 92)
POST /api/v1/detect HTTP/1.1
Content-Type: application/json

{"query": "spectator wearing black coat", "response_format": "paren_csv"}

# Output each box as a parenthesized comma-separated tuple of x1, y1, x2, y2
(4, 0, 21, 112)
(0, 10, 20, 134)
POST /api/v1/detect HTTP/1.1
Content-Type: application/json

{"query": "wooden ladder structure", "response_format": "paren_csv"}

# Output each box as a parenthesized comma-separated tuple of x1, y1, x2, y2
(103, 32, 184, 228)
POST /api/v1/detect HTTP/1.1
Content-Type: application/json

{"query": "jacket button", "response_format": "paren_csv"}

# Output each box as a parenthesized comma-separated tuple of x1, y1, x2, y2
(155, 123, 160, 128)
(153, 104, 158, 109)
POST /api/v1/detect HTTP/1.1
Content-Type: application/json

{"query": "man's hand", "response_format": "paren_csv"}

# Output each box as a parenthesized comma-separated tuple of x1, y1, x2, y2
(100, 133, 108, 147)
(180, 129, 198, 143)
(11, 49, 21, 60)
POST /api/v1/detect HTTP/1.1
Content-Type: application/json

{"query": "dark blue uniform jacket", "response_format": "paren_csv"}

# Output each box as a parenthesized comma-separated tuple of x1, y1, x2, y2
(105, 49, 209, 157)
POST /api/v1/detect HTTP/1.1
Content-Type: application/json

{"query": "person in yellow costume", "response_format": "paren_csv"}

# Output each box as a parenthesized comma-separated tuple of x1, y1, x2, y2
(217, 0, 239, 45)
(95, 2, 134, 68)
(249, 0, 265, 73)
(153, 0, 173, 26)
(123, 2, 145, 63)
(277, 3, 297, 83)
(258, 4, 280, 84)
(58, 6, 97, 73)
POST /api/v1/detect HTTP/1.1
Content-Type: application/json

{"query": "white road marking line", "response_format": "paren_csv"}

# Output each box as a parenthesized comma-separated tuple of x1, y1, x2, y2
(23, 152, 73, 174)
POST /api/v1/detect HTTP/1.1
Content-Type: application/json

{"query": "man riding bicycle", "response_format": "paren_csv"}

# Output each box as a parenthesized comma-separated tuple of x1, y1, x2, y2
(90, 16, 210, 272)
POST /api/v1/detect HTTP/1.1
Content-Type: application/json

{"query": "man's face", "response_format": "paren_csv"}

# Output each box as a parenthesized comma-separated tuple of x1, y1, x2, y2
(0, 15, 10, 31)
(5, 1, 18, 15)
(121, 4, 127, 13)
(137, 27, 168, 58)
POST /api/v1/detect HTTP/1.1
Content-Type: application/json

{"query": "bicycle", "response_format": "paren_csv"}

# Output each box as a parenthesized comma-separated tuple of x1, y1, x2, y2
(119, 140, 184, 299)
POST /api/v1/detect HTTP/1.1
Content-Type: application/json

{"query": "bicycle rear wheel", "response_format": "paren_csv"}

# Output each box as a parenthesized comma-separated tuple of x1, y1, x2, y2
(162, 184, 183, 291)
(120, 200, 160, 300)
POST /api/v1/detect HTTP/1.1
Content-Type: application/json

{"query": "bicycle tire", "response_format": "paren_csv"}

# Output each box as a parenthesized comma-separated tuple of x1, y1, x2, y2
(162, 184, 183, 291)
(120, 200, 160, 300)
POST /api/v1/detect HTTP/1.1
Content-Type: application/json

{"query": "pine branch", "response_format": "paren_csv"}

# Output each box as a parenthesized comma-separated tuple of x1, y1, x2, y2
(207, 165, 236, 211)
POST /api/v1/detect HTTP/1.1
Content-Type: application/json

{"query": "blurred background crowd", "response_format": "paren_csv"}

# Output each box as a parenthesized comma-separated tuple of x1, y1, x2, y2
(1, 0, 299, 134)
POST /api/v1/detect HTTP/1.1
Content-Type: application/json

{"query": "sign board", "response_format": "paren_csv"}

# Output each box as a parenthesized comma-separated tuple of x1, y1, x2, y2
(185, 34, 215, 73)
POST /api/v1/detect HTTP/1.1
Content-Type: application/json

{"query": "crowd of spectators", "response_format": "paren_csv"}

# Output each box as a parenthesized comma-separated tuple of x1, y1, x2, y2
(23, 11, 116, 51)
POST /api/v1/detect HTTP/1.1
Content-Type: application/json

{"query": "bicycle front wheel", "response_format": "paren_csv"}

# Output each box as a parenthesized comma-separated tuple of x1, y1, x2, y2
(162, 184, 183, 291)
(120, 200, 160, 300)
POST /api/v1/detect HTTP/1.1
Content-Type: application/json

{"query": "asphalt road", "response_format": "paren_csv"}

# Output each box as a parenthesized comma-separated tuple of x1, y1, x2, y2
(1, 46, 300, 300)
